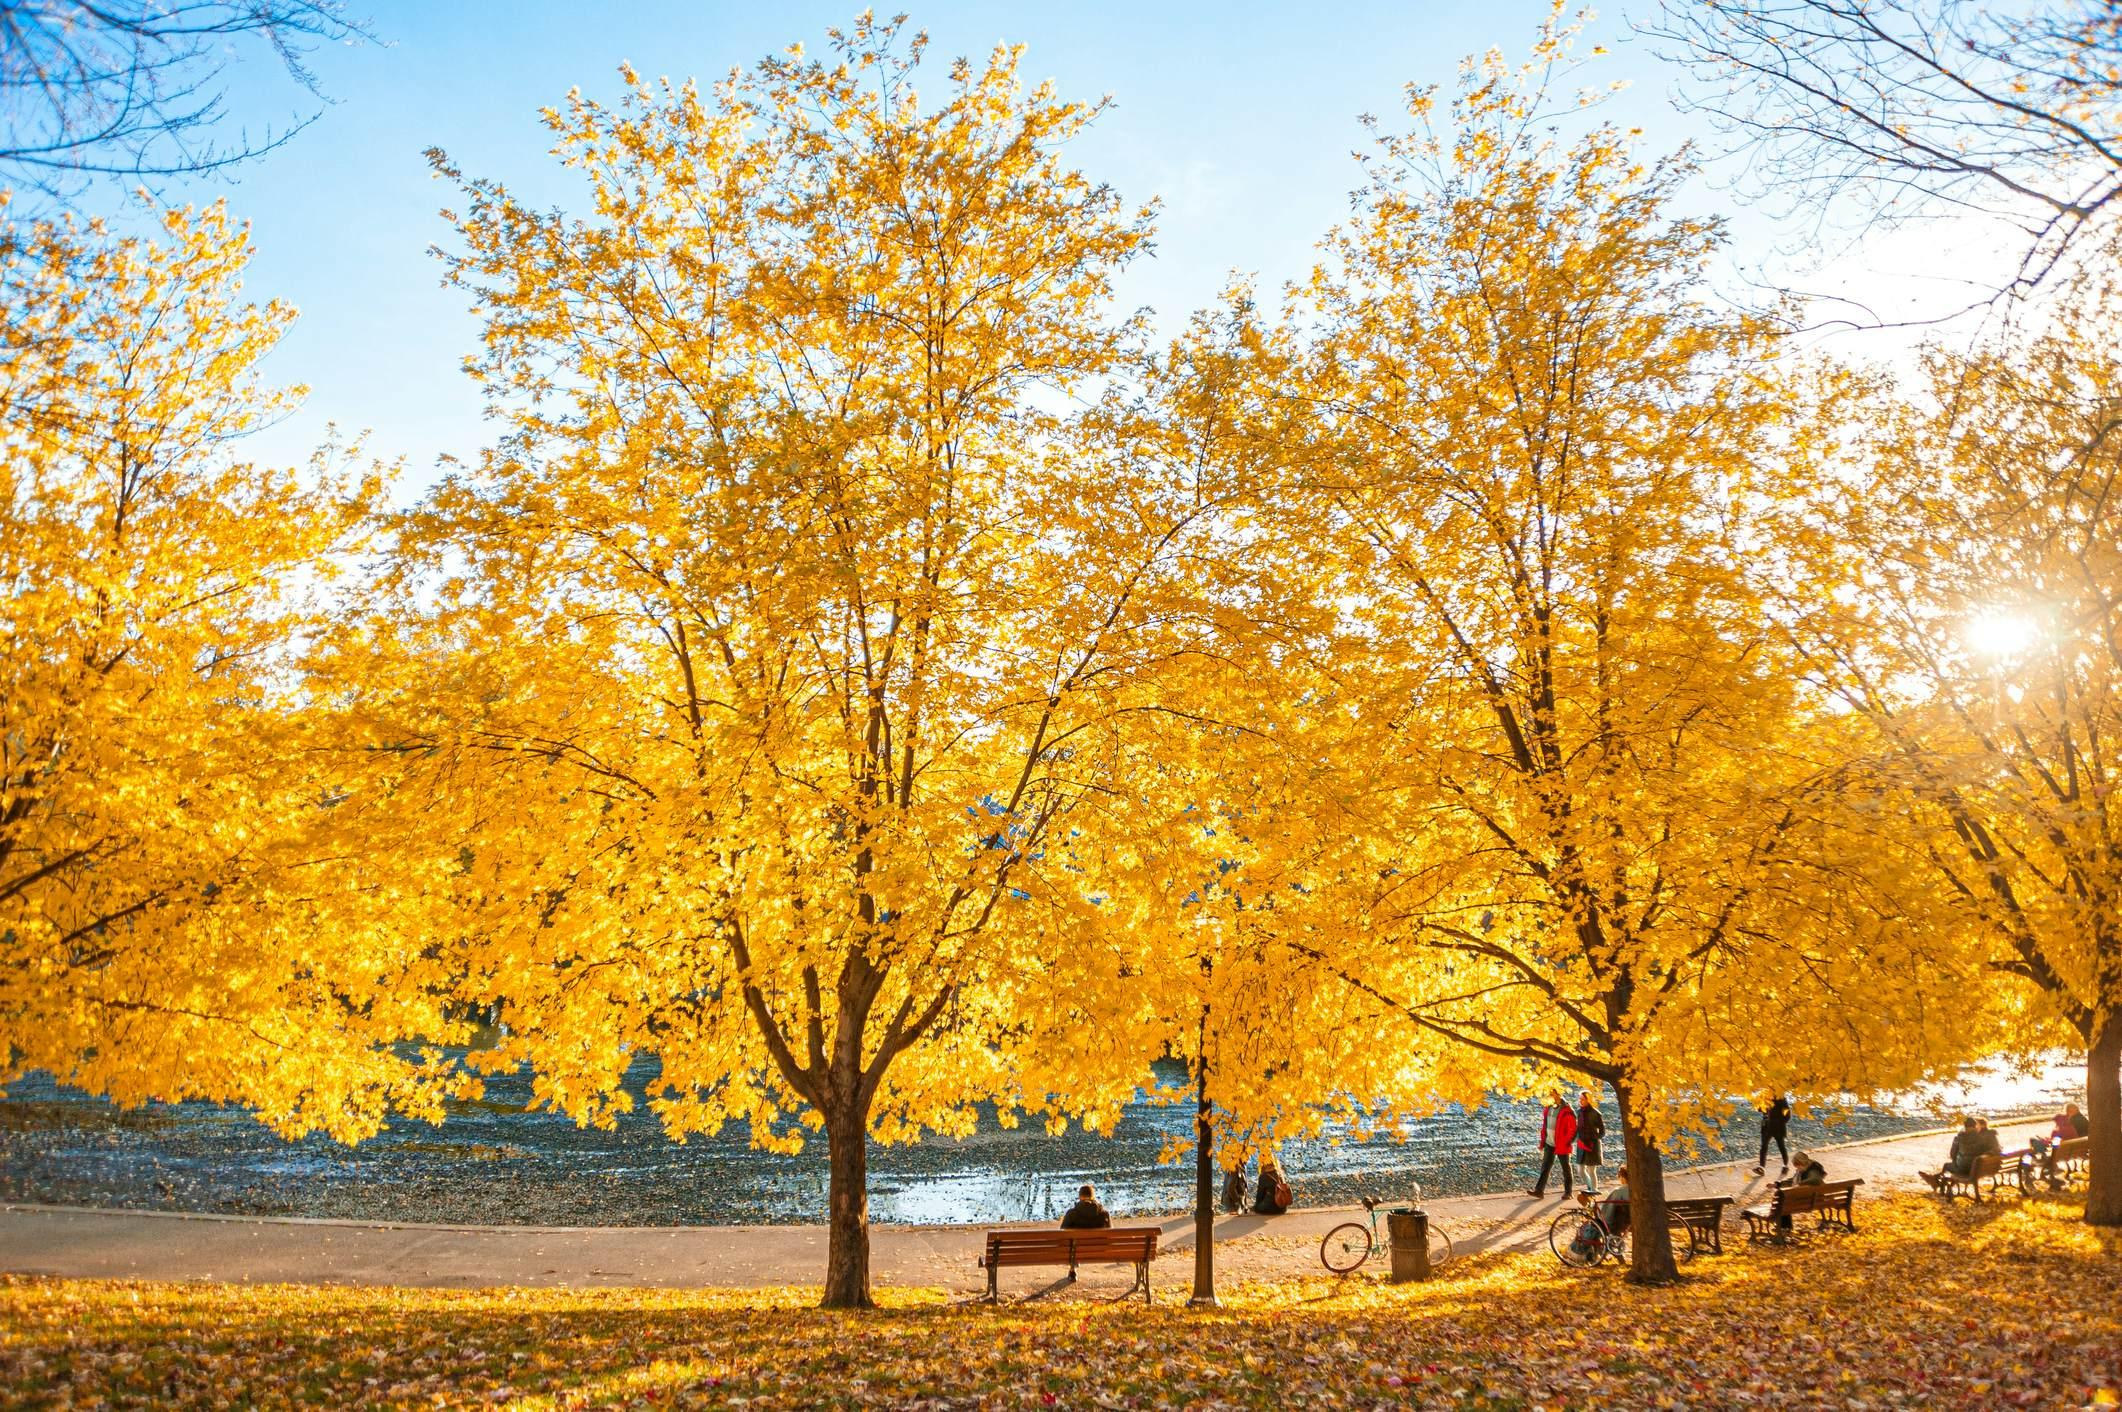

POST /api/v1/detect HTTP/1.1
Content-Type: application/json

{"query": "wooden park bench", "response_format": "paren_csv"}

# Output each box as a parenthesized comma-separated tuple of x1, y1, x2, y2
(1743, 1178, 1863, 1243)
(1938, 1149, 2030, 1201)
(1664, 1195, 1735, 1256)
(2040, 1137, 2091, 1191)
(978, 1227, 1160, 1304)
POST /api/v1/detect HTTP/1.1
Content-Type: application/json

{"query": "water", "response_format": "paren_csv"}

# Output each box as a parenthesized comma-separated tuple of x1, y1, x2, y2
(0, 1056, 2083, 1227)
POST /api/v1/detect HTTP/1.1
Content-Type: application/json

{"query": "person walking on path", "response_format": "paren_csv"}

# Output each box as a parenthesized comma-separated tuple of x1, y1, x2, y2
(1754, 1095, 1792, 1177)
(1527, 1090, 1578, 1198)
(1574, 1091, 1606, 1195)
(1059, 1184, 1111, 1229)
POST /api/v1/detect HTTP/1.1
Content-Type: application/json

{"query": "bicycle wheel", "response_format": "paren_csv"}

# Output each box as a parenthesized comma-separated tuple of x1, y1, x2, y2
(1321, 1221, 1373, 1275)
(1549, 1211, 1607, 1268)
(1667, 1215, 1698, 1265)
(1428, 1223, 1454, 1269)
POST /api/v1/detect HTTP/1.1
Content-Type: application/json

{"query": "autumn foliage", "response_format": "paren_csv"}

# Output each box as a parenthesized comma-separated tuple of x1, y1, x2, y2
(4, 2, 2122, 1316)
(0, 207, 462, 1142)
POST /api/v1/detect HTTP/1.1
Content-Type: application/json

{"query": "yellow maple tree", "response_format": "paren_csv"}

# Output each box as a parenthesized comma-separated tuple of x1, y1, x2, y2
(0, 205, 460, 1138)
(380, 18, 1263, 1305)
(1772, 245, 2122, 1225)
(1249, 16, 1977, 1282)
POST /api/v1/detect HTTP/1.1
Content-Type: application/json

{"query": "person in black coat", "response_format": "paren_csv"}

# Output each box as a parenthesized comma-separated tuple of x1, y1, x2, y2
(1754, 1095, 1792, 1177)
(1253, 1161, 1291, 1215)
(1059, 1184, 1111, 1229)
(1574, 1091, 1607, 1195)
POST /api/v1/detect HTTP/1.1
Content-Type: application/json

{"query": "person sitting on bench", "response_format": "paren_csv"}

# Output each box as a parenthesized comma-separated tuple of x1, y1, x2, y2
(2032, 1104, 2090, 1187)
(1253, 1160, 1291, 1215)
(1770, 1152, 1826, 1231)
(1059, 1184, 1111, 1229)
(1921, 1117, 1998, 1190)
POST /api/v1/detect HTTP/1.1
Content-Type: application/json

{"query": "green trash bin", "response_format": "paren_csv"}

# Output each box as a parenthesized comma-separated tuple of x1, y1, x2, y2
(1387, 1208, 1431, 1283)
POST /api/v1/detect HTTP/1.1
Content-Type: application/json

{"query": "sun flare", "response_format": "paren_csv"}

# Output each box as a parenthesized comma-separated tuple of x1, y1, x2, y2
(1963, 609, 2040, 660)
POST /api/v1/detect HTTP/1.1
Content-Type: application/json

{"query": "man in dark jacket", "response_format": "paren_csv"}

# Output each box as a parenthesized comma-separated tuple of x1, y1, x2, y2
(1754, 1095, 1792, 1177)
(1527, 1090, 1577, 1198)
(1921, 1117, 2001, 1189)
(1060, 1184, 1111, 1229)
(1575, 1092, 1607, 1195)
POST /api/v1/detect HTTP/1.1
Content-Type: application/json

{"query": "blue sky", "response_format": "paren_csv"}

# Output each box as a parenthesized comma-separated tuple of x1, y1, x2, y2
(128, 2, 1984, 491)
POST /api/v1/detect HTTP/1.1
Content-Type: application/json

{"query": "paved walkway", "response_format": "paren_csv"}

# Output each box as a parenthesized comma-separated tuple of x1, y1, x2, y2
(0, 1118, 2050, 1298)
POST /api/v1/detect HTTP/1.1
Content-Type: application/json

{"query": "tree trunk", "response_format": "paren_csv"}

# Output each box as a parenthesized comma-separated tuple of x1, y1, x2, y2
(821, 1103, 874, 1308)
(1190, 1071, 1217, 1307)
(1615, 1084, 1680, 1285)
(2086, 1011, 2122, 1227)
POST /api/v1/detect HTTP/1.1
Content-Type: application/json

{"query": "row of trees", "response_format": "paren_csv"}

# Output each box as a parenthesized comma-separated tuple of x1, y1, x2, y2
(4, 7, 2119, 1307)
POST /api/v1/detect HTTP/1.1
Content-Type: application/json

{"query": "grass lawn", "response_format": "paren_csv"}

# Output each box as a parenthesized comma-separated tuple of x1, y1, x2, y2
(2, 1194, 2117, 1409)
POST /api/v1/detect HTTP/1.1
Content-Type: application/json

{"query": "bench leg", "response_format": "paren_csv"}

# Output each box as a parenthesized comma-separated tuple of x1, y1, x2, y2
(986, 1261, 998, 1303)
(1136, 1260, 1151, 1305)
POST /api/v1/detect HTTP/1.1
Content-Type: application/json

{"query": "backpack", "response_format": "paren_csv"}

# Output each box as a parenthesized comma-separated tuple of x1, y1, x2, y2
(1274, 1176, 1293, 1208)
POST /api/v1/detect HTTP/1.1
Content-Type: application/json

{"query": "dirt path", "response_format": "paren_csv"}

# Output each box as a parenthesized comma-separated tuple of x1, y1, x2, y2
(0, 1117, 2051, 1300)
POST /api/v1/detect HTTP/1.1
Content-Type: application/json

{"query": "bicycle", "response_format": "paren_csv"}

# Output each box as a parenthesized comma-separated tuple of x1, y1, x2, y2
(1320, 1195, 1454, 1275)
(1548, 1193, 1697, 1270)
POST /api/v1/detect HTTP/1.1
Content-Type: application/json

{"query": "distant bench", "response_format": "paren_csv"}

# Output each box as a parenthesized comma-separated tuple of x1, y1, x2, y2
(2041, 1137, 2091, 1190)
(1665, 1195, 1735, 1256)
(978, 1227, 1160, 1303)
(1743, 1178, 1863, 1242)
(1939, 1150, 2030, 1201)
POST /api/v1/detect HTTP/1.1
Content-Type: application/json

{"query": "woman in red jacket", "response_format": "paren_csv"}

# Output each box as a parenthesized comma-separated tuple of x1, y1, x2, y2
(1527, 1090, 1578, 1198)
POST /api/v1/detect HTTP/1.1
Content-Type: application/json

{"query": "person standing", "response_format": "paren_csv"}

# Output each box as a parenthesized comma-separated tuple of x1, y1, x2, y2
(1527, 1090, 1578, 1198)
(1574, 1090, 1607, 1195)
(1220, 1164, 1248, 1214)
(1753, 1095, 1792, 1177)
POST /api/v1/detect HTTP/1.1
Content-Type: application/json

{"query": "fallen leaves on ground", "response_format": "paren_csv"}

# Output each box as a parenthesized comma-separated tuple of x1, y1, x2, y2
(1, 1194, 2117, 1409)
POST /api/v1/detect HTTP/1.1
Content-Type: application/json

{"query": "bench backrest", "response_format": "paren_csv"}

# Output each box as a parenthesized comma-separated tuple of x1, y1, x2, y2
(1773, 1179, 1858, 1217)
(983, 1227, 1160, 1265)
(1666, 1196, 1731, 1218)
(2052, 1137, 2090, 1163)
(1971, 1153, 2003, 1178)
(1774, 1184, 1829, 1216)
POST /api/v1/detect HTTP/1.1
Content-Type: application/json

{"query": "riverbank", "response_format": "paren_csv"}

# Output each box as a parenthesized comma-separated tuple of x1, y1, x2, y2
(0, 1117, 2054, 1295)
(2, 1057, 2083, 1228)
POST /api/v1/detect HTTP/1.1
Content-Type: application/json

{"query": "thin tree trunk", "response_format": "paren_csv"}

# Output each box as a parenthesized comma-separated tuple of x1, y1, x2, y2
(1191, 1063, 1217, 1307)
(1615, 1084, 1680, 1285)
(2086, 1011, 2122, 1227)
(821, 1103, 874, 1308)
